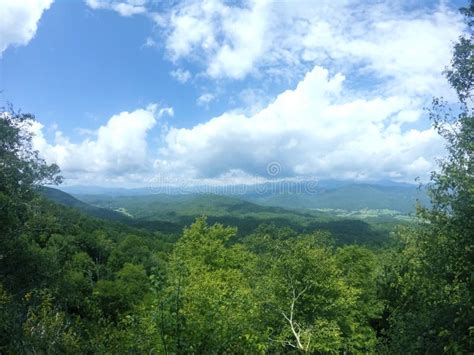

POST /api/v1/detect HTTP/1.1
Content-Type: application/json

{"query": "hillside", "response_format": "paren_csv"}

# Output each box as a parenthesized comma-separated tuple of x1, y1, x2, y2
(74, 192, 395, 245)
(38, 186, 130, 222)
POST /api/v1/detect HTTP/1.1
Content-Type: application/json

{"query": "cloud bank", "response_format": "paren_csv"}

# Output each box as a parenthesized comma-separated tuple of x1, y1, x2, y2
(158, 0, 463, 88)
(30, 105, 164, 184)
(157, 66, 444, 182)
(30, 67, 445, 184)
(21, 0, 466, 184)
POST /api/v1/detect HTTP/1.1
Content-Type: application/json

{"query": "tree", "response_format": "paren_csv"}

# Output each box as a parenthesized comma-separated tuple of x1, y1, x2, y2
(263, 237, 371, 353)
(94, 263, 149, 319)
(153, 218, 266, 353)
(22, 292, 81, 354)
(0, 106, 62, 208)
(383, 2, 474, 352)
(0, 107, 64, 351)
(445, 2, 474, 103)
(1, 106, 62, 292)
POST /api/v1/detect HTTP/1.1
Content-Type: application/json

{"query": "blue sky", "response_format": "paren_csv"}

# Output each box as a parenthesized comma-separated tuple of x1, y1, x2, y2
(0, 0, 468, 186)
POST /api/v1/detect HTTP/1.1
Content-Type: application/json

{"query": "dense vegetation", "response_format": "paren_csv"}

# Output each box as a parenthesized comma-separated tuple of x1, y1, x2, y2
(68, 192, 394, 246)
(1, 2, 472, 353)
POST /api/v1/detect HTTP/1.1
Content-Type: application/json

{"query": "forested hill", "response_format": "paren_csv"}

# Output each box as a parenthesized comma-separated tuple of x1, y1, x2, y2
(43, 189, 392, 246)
(38, 186, 130, 222)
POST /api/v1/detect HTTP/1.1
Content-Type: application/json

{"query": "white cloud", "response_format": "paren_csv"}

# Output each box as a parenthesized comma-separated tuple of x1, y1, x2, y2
(170, 68, 192, 83)
(31, 105, 160, 182)
(158, 0, 463, 90)
(24, 0, 464, 184)
(28, 66, 446, 184)
(158, 107, 174, 117)
(85, 0, 464, 95)
(163, 0, 271, 79)
(196, 93, 215, 107)
(86, 0, 147, 16)
(156, 66, 445, 182)
(298, 4, 463, 97)
(0, 0, 53, 55)
(82, 0, 463, 97)
(206, 0, 271, 79)
(142, 36, 157, 48)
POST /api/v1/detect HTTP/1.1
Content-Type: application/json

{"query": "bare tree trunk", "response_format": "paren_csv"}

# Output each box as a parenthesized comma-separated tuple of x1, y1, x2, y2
(282, 284, 312, 352)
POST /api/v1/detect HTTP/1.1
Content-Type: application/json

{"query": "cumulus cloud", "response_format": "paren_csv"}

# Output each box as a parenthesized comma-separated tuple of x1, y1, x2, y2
(82, 0, 464, 93)
(170, 68, 192, 83)
(156, 66, 445, 182)
(31, 105, 159, 183)
(85, 0, 464, 92)
(0, 0, 53, 55)
(32, 0, 464, 184)
(86, 0, 147, 16)
(157, 0, 463, 90)
(28, 67, 447, 184)
(297, 4, 463, 97)
(163, 0, 271, 79)
(139, 1, 461, 183)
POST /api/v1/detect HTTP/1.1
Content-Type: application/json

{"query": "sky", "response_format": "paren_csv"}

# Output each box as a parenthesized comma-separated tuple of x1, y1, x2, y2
(0, 0, 468, 187)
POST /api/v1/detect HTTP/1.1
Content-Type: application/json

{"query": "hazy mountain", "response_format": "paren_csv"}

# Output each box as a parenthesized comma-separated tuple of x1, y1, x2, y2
(57, 185, 155, 196)
(61, 180, 427, 213)
(243, 183, 429, 213)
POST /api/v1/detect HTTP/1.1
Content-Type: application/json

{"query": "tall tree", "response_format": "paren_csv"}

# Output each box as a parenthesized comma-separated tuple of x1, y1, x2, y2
(1, 106, 63, 350)
(383, 2, 474, 352)
(1, 106, 62, 292)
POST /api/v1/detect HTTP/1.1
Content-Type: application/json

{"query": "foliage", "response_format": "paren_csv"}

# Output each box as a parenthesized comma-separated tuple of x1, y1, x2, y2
(74, 192, 393, 246)
(380, 2, 474, 352)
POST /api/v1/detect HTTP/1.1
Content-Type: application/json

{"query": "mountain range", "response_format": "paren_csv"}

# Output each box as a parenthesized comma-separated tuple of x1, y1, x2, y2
(58, 180, 429, 214)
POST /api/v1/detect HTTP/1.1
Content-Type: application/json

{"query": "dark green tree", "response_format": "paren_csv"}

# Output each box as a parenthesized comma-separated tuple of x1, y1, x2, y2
(1, 106, 63, 290)
(0, 106, 63, 350)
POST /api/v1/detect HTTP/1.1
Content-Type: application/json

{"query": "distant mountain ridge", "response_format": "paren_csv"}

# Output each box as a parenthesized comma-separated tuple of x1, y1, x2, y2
(244, 183, 429, 213)
(59, 179, 418, 196)
(58, 180, 428, 213)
